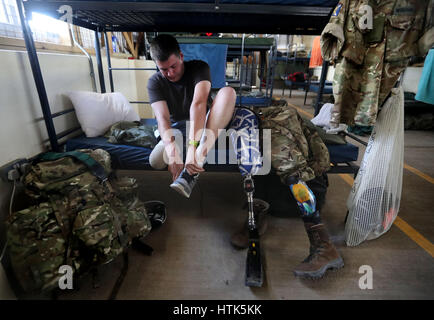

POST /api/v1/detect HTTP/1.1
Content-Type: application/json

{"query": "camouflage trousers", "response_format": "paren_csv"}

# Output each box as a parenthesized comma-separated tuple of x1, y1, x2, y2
(331, 45, 408, 128)
(257, 105, 330, 184)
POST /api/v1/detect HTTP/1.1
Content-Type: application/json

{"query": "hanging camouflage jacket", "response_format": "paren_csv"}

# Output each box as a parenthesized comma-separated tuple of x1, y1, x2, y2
(321, 0, 434, 127)
(257, 105, 330, 184)
(6, 149, 151, 293)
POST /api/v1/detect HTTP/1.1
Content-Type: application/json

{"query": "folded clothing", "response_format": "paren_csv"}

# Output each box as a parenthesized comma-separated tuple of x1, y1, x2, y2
(105, 121, 158, 149)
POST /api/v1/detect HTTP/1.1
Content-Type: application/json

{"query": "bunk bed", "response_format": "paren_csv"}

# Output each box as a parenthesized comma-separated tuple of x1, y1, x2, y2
(12, 0, 365, 295)
(17, 0, 359, 175)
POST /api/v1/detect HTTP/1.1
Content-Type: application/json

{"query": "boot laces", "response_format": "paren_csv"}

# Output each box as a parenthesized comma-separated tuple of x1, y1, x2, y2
(303, 243, 327, 263)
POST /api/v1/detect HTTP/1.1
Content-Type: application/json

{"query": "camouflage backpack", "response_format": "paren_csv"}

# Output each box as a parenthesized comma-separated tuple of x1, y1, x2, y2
(256, 104, 330, 184)
(6, 149, 151, 293)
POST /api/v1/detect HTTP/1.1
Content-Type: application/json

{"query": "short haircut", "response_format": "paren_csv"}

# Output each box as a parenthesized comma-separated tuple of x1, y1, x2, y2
(149, 34, 181, 62)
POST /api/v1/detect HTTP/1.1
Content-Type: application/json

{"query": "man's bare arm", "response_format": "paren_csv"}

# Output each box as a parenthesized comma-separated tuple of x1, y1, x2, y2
(151, 100, 183, 178)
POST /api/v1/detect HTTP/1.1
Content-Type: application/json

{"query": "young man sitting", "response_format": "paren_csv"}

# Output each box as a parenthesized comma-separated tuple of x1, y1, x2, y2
(147, 34, 236, 197)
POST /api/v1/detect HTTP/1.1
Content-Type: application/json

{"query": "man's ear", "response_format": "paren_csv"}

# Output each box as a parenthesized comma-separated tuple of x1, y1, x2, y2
(179, 51, 184, 62)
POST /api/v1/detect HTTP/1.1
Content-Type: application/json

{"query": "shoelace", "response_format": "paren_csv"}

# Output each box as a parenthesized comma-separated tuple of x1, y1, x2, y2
(303, 244, 328, 263)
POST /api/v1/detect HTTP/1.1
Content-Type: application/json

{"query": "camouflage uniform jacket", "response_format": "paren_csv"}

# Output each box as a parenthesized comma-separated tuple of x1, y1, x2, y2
(321, 0, 433, 127)
(257, 105, 330, 184)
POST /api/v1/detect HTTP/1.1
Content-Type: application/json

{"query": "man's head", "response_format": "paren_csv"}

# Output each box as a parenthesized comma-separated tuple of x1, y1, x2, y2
(150, 34, 184, 82)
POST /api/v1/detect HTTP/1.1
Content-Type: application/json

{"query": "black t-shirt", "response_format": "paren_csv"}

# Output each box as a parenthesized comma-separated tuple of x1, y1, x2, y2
(147, 60, 213, 123)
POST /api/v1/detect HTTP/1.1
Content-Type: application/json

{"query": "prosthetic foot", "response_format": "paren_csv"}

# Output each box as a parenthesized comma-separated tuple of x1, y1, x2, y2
(230, 198, 269, 249)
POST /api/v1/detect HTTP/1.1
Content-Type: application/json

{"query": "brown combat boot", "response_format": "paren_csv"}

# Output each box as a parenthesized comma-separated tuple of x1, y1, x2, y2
(230, 199, 269, 249)
(293, 223, 344, 279)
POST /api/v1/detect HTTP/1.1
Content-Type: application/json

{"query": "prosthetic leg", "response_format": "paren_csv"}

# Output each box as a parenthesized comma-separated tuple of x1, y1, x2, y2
(287, 176, 317, 217)
(242, 174, 264, 286)
(286, 176, 344, 279)
(229, 108, 265, 287)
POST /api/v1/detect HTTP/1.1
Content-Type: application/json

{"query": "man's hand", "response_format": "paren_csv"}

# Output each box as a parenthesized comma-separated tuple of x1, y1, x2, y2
(164, 140, 184, 181)
(168, 162, 184, 181)
(185, 145, 205, 175)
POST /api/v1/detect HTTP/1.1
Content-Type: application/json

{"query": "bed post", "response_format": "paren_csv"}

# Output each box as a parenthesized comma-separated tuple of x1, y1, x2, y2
(238, 33, 245, 107)
(94, 28, 106, 93)
(314, 60, 329, 116)
(265, 44, 272, 100)
(104, 32, 114, 92)
(269, 39, 277, 102)
(16, 0, 59, 152)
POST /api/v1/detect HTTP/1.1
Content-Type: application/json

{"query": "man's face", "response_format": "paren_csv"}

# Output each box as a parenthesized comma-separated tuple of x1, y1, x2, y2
(156, 52, 184, 82)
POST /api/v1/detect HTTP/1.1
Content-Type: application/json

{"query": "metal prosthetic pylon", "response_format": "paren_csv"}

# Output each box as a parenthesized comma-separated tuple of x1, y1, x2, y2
(243, 174, 263, 287)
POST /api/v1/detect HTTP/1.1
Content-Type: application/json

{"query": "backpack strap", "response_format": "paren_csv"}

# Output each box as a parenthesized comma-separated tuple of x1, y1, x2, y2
(38, 151, 108, 182)
(38, 151, 115, 196)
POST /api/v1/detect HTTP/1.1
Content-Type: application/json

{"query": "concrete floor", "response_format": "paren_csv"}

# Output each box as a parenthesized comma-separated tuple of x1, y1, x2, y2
(58, 89, 434, 300)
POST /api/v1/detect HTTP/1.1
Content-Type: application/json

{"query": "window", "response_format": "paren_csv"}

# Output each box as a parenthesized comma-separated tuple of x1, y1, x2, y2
(0, 0, 21, 38)
(74, 26, 95, 49)
(0, 0, 19, 25)
(0, 0, 130, 55)
(28, 12, 70, 45)
(0, 0, 70, 45)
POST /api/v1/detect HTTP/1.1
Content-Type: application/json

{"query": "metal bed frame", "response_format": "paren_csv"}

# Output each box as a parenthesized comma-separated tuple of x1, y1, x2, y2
(17, 0, 337, 152)
(17, 0, 357, 185)
(17, 0, 356, 176)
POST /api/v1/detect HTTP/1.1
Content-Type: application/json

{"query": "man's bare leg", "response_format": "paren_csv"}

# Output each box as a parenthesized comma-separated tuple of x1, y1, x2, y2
(195, 86, 236, 165)
(169, 86, 236, 198)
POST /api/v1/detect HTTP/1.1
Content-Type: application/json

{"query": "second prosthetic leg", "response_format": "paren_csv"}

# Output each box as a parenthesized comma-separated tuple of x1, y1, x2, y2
(287, 176, 344, 279)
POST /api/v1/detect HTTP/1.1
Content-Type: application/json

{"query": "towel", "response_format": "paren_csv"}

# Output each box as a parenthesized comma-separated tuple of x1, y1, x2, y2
(415, 49, 434, 105)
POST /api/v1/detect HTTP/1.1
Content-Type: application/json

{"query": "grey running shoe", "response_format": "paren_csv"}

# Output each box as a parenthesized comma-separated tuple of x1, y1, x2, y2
(170, 168, 199, 198)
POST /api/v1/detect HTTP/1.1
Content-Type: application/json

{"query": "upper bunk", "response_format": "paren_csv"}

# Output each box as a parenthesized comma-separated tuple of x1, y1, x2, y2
(22, 0, 339, 35)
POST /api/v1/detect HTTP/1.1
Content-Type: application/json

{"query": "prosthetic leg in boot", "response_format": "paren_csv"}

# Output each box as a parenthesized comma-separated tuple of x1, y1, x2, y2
(293, 223, 344, 279)
(229, 107, 264, 287)
(287, 176, 344, 279)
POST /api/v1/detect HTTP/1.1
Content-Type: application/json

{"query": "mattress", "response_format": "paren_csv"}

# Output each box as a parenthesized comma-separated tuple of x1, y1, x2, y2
(65, 119, 240, 171)
(66, 134, 357, 174)
(308, 81, 333, 94)
(66, 134, 244, 171)
(236, 96, 272, 106)
(327, 143, 359, 163)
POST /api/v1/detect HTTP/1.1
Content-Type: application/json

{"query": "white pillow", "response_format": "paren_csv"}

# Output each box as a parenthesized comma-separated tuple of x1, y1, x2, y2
(66, 91, 140, 137)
